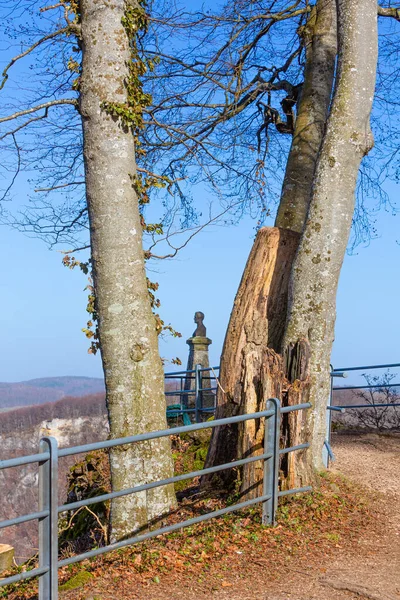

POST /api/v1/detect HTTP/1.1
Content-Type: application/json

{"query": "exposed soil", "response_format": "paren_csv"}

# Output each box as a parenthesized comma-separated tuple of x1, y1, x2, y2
(4, 433, 399, 600)
(137, 433, 400, 600)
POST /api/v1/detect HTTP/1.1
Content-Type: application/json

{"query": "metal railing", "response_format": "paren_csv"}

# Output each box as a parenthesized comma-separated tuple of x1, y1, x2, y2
(325, 361, 400, 463)
(165, 364, 219, 423)
(0, 398, 310, 599)
(165, 361, 400, 420)
(330, 361, 400, 409)
(164, 361, 400, 469)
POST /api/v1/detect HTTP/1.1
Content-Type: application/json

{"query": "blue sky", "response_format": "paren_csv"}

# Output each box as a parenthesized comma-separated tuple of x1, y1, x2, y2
(0, 2, 399, 385)
(0, 179, 398, 384)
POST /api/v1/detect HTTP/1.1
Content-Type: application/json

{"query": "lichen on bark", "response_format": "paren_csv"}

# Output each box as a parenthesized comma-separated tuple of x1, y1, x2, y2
(282, 0, 378, 472)
(206, 0, 378, 492)
(79, 0, 176, 541)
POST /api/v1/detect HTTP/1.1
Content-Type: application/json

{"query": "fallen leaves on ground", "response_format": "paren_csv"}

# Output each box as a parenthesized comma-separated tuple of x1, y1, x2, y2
(3, 471, 379, 600)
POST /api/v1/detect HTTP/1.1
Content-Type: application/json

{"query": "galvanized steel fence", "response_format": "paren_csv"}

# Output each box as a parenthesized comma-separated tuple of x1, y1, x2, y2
(330, 361, 400, 403)
(165, 364, 219, 424)
(0, 398, 311, 599)
(165, 362, 400, 424)
(324, 361, 400, 463)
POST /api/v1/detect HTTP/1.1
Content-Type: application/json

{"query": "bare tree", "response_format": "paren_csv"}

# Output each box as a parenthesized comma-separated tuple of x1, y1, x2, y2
(143, 0, 398, 493)
(353, 373, 400, 431)
(0, 0, 176, 540)
(2, 0, 399, 499)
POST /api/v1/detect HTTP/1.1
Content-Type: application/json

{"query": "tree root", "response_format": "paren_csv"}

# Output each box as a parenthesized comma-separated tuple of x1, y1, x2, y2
(320, 577, 397, 600)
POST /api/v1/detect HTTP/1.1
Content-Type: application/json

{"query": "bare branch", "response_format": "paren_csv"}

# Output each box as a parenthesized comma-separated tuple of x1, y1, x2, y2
(34, 181, 85, 192)
(378, 5, 400, 21)
(0, 109, 50, 140)
(60, 244, 91, 254)
(0, 99, 78, 124)
(40, 3, 63, 12)
(0, 134, 21, 202)
(147, 199, 242, 259)
(0, 27, 79, 91)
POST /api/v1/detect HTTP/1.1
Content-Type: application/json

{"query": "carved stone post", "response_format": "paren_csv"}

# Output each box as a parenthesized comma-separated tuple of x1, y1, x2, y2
(0, 544, 14, 575)
(183, 312, 214, 419)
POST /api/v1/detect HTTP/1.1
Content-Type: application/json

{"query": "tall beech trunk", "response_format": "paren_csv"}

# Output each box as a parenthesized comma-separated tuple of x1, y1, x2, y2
(276, 0, 337, 232)
(206, 0, 377, 494)
(204, 0, 337, 494)
(80, 0, 175, 541)
(282, 0, 378, 473)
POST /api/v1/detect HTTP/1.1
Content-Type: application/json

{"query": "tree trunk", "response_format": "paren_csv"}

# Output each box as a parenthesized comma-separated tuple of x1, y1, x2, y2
(276, 0, 337, 232)
(204, 228, 301, 494)
(79, 0, 176, 541)
(282, 0, 378, 473)
(204, 0, 337, 495)
(206, 0, 377, 494)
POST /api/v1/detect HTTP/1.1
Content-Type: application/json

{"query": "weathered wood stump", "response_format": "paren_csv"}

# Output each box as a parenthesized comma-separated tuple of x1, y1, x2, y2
(203, 227, 313, 496)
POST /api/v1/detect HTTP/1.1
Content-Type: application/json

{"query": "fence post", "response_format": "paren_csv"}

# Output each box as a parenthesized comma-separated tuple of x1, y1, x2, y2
(39, 437, 59, 600)
(323, 365, 334, 468)
(195, 364, 202, 423)
(262, 398, 281, 526)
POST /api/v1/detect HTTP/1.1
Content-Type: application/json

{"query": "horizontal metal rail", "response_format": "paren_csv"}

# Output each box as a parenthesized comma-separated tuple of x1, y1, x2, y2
(332, 362, 400, 372)
(164, 365, 220, 376)
(0, 567, 49, 587)
(333, 383, 400, 391)
(333, 403, 400, 410)
(278, 486, 312, 498)
(0, 398, 311, 598)
(0, 510, 49, 530)
(167, 406, 215, 413)
(0, 452, 50, 471)
(58, 452, 273, 513)
(281, 404, 310, 414)
(279, 443, 309, 455)
(165, 389, 196, 396)
(58, 408, 276, 458)
(57, 403, 311, 460)
(165, 386, 217, 396)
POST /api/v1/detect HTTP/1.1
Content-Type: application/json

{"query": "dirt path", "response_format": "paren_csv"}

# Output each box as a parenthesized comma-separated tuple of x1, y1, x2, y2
(322, 433, 400, 600)
(253, 432, 400, 600)
(57, 433, 399, 600)
(141, 434, 400, 600)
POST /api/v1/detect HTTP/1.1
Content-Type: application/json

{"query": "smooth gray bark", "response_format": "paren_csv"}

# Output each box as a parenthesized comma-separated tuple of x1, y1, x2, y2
(205, 0, 337, 491)
(283, 0, 378, 471)
(276, 0, 337, 233)
(79, 0, 176, 541)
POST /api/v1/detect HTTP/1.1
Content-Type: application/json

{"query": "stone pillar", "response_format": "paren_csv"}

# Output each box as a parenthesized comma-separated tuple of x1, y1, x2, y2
(183, 312, 215, 419)
(0, 544, 14, 574)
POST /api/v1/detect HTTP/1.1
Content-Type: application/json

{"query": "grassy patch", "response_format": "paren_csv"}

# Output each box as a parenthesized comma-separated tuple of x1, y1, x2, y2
(172, 432, 210, 492)
(59, 569, 93, 591)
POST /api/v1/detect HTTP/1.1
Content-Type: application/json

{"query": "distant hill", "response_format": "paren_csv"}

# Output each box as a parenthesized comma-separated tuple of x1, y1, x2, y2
(0, 391, 107, 435)
(0, 392, 108, 562)
(0, 376, 105, 410)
